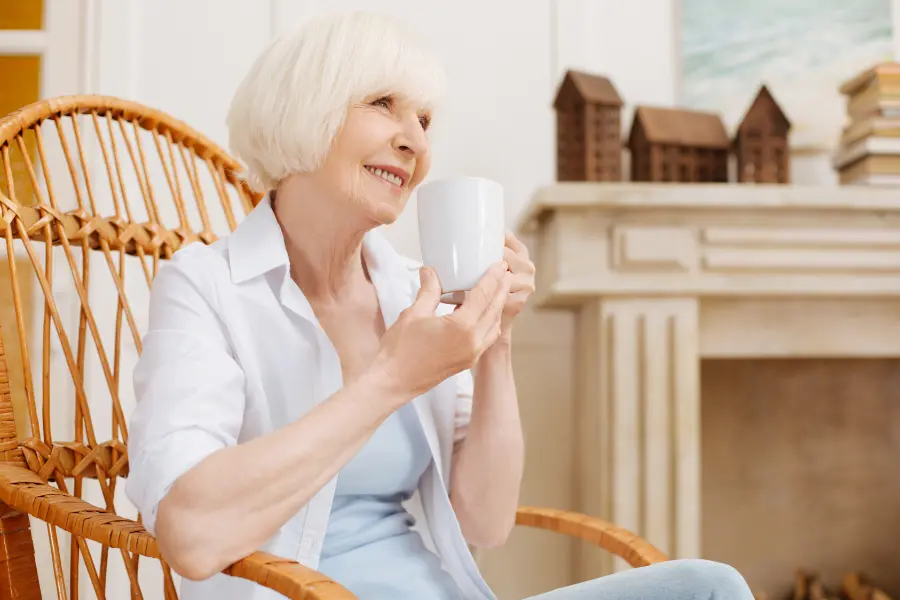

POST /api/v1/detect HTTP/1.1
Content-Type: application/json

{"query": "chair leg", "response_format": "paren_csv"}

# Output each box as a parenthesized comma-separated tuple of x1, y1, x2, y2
(0, 504, 41, 600)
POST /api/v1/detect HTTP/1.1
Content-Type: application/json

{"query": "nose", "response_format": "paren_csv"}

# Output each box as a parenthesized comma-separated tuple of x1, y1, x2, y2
(393, 114, 428, 157)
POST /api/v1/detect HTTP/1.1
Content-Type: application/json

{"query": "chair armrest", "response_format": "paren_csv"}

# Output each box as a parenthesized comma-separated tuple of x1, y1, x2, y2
(0, 463, 357, 599)
(515, 506, 669, 567)
(0, 463, 158, 555)
(225, 552, 356, 599)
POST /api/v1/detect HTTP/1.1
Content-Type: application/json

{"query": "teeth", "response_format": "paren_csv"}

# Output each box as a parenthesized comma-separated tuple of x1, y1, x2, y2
(365, 166, 403, 186)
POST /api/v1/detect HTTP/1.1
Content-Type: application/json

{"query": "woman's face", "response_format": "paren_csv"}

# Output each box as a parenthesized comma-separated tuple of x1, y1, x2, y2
(317, 93, 433, 226)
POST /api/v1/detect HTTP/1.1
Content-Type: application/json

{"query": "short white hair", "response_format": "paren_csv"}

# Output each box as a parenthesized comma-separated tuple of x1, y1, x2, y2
(226, 11, 448, 192)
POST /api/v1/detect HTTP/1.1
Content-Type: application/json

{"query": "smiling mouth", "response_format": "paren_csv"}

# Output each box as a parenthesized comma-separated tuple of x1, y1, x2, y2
(364, 165, 406, 188)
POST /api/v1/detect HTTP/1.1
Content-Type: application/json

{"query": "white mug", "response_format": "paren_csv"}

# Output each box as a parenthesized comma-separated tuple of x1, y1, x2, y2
(416, 176, 505, 304)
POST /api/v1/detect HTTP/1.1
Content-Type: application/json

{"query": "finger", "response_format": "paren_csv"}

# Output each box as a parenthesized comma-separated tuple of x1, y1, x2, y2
(476, 272, 511, 341)
(507, 289, 532, 305)
(504, 247, 533, 274)
(503, 246, 516, 267)
(507, 272, 536, 295)
(505, 230, 528, 255)
(453, 262, 507, 322)
(410, 267, 442, 316)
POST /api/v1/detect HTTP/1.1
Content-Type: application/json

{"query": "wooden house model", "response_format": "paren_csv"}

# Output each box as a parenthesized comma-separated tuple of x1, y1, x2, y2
(627, 106, 729, 183)
(732, 85, 791, 183)
(553, 70, 624, 181)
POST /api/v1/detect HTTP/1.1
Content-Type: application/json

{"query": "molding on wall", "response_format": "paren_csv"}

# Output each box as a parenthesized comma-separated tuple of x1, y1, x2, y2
(0, 31, 49, 55)
(893, 0, 900, 61)
(670, 0, 683, 105)
(42, 0, 84, 97)
(549, 0, 558, 90)
(79, 0, 96, 93)
(86, 0, 141, 98)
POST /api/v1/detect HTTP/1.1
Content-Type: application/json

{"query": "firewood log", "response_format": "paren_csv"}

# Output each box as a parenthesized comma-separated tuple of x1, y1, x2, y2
(808, 575, 827, 600)
(842, 572, 893, 600)
(794, 570, 809, 600)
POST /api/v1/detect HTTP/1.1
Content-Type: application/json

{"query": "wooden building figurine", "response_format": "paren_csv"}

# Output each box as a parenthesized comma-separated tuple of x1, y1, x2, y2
(553, 70, 624, 181)
(627, 106, 729, 183)
(733, 85, 791, 183)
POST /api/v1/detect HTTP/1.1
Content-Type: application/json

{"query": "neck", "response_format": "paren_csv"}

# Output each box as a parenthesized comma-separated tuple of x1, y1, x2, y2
(272, 181, 374, 302)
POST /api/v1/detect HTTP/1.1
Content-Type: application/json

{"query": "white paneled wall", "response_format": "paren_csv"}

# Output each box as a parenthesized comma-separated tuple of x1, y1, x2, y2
(86, 0, 682, 261)
(268, 0, 559, 259)
(554, 0, 680, 123)
(39, 1, 678, 598)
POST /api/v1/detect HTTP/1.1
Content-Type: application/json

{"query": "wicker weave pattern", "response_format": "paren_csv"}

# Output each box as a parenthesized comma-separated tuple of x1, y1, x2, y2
(0, 95, 666, 600)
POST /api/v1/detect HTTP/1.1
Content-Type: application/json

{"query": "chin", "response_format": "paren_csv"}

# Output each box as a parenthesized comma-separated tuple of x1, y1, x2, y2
(370, 201, 404, 226)
(367, 193, 409, 227)
(354, 176, 409, 226)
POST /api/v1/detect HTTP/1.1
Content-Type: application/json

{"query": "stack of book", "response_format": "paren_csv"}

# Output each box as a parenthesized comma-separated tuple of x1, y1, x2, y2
(833, 62, 900, 186)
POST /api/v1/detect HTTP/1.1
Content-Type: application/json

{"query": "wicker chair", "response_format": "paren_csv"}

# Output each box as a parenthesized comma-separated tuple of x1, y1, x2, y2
(0, 95, 667, 599)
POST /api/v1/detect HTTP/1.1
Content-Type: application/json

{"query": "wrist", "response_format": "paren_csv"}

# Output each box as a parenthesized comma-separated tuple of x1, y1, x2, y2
(494, 327, 514, 351)
(359, 361, 415, 410)
(479, 336, 513, 368)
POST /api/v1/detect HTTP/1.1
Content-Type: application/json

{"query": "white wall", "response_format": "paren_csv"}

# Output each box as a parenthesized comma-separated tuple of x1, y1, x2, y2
(86, 0, 683, 261)
(89, 0, 270, 134)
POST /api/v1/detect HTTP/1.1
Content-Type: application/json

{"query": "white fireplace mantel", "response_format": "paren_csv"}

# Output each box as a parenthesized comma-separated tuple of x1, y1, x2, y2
(517, 183, 900, 577)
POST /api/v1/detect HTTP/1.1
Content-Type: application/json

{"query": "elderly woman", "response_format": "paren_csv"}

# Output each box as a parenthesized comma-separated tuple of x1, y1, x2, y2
(126, 10, 754, 600)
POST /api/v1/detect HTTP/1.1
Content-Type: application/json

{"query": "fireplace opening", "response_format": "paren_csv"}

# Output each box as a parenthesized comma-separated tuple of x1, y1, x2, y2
(701, 358, 900, 599)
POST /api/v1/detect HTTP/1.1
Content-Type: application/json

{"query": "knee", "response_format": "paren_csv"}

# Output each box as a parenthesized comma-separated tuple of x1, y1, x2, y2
(666, 559, 753, 600)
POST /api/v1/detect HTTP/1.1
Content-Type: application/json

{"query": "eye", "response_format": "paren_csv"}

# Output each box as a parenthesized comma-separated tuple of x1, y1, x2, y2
(371, 96, 393, 110)
(418, 114, 432, 130)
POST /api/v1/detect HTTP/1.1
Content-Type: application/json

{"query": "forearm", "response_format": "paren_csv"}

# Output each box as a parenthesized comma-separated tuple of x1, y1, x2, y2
(449, 340, 524, 549)
(156, 368, 407, 579)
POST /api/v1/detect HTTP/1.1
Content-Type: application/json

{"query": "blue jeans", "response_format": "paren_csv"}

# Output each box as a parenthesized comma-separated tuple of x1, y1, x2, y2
(525, 560, 754, 600)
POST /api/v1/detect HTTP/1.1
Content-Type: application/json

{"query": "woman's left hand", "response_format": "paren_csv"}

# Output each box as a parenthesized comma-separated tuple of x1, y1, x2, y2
(499, 231, 536, 342)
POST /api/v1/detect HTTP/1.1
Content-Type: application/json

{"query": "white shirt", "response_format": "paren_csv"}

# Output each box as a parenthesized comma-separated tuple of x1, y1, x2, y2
(126, 197, 495, 600)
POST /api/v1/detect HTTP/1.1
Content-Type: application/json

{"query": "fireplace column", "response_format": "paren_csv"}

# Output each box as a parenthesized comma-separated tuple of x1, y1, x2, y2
(576, 297, 700, 576)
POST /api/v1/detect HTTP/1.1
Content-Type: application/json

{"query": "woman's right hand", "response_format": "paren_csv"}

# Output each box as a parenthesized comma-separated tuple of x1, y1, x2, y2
(371, 262, 511, 401)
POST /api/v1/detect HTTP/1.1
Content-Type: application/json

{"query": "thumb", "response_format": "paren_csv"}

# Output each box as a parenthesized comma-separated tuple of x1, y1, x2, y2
(411, 267, 441, 314)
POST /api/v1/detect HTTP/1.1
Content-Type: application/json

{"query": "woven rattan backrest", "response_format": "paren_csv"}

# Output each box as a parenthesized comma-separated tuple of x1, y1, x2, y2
(0, 95, 260, 599)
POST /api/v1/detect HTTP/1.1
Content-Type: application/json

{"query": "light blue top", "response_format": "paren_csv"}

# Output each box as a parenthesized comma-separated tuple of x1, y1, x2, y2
(318, 402, 464, 599)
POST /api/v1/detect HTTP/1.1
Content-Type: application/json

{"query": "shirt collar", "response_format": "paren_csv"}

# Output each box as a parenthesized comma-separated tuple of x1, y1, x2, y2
(228, 194, 289, 284)
(227, 193, 416, 287)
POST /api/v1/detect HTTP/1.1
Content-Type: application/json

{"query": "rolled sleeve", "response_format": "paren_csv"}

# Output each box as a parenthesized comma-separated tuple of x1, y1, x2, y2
(453, 369, 474, 446)
(126, 258, 246, 536)
(128, 427, 230, 535)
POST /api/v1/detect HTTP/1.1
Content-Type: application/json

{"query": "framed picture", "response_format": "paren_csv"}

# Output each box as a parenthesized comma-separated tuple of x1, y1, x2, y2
(679, 0, 897, 152)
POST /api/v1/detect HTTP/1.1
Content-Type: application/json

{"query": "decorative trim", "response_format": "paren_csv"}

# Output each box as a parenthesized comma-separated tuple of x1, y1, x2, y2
(0, 31, 49, 55)
(702, 248, 900, 273)
(613, 226, 697, 272)
(893, 0, 900, 62)
(577, 298, 700, 577)
(702, 227, 900, 248)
